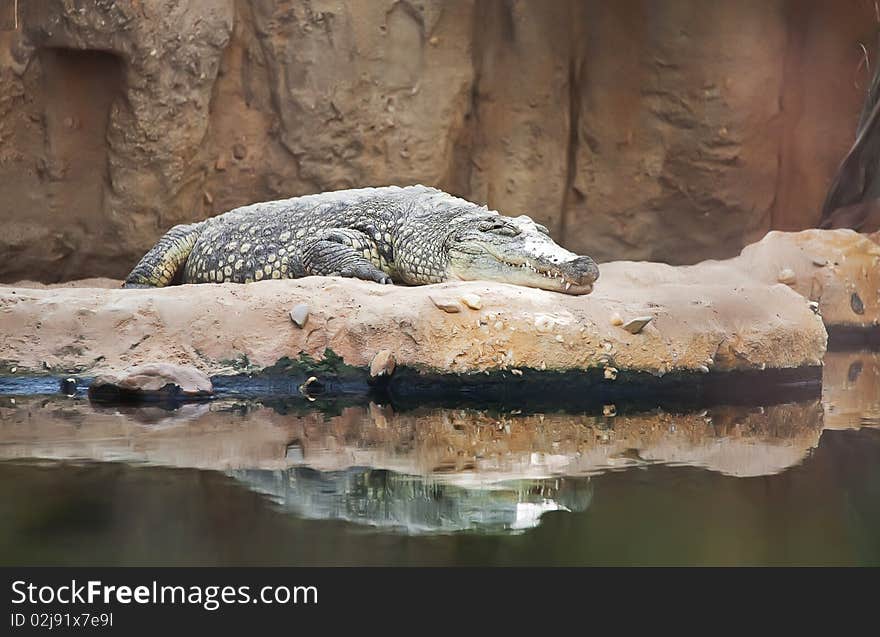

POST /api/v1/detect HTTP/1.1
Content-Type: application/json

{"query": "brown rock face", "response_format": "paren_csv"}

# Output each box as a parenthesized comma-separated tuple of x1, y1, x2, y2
(0, 1, 876, 282)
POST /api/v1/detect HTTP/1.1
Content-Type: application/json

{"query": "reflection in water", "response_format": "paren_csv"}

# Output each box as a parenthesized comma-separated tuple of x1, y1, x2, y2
(233, 467, 592, 533)
(0, 388, 826, 535)
(0, 397, 825, 480)
(0, 350, 879, 563)
(822, 351, 880, 429)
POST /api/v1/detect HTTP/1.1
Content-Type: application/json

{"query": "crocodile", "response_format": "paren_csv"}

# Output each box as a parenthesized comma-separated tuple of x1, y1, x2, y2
(124, 185, 599, 295)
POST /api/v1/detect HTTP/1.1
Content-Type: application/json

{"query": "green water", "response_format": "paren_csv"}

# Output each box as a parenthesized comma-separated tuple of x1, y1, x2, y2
(1, 350, 878, 566)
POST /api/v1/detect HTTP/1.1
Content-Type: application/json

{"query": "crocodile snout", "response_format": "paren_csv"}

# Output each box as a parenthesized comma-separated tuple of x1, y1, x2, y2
(562, 256, 600, 286)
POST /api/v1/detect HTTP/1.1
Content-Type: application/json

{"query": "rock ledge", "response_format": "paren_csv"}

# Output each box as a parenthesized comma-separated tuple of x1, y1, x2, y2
(1, 242, 829, 377)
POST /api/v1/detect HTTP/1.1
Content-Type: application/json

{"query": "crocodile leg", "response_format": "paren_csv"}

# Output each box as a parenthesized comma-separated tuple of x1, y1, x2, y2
(123, 222, 204, 288)
(300, 228, 393, 284)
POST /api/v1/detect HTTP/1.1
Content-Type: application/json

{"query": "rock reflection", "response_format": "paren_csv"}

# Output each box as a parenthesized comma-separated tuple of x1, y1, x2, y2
(822, 351, 880, 429)
(0, 394, 824, 480)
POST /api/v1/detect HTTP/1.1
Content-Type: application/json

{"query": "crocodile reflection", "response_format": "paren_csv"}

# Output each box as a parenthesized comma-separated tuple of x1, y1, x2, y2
(231, 467, 592, 534)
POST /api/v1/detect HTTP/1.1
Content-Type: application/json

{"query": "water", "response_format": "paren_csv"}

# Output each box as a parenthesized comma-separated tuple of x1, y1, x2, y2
(0, 351, 878, 566)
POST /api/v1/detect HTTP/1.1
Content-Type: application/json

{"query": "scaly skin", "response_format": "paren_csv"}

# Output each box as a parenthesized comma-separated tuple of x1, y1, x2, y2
(124, 185, 599, 294)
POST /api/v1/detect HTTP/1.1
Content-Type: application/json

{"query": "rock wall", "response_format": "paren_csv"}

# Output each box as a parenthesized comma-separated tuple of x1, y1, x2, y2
(0, 0, 876, 282)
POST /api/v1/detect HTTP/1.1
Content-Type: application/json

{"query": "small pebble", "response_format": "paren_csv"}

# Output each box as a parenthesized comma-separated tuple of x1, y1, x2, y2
(510, 369, 523, 376)
(461, 293, 482, 310)
(610, 312, 623, 326)
(604, 366, 618, 380)
(298, 376, 321, 401)
(232, 143, 247, 160)
(534, 315, 553, 333)
(622, 316, 653, 334)
(429, 296, 461, 313)
(851, 292, 865, 315)
(603, 404, 617, 417)
(777, 268, 797, 285)
(60, 378, 77, 396)
(289, 303, 310, 328)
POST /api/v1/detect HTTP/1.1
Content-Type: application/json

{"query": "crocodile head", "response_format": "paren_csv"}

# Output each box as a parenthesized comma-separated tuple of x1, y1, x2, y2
(445, 213, 599, 295)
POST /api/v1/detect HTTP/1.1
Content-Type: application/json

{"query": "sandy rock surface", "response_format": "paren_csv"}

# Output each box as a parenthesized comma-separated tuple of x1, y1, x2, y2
(727, 229, 880, 328)
(0, 238, 828, 376)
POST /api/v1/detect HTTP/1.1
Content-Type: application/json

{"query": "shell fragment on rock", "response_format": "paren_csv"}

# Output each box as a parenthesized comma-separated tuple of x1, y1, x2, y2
(621, 316, 653, 334)
(289, 303, 310, 328)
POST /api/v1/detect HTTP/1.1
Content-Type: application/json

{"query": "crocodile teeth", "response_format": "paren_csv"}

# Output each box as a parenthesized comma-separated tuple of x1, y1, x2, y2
(565, 282, 571, 291)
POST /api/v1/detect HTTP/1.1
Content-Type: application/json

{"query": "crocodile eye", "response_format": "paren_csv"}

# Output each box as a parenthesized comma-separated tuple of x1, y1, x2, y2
(535, 223, 550, 236)
(478, 220, 520, 236)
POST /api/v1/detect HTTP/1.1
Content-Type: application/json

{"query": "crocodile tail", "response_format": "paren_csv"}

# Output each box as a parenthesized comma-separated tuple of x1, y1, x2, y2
(123, 222, 204, 288)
